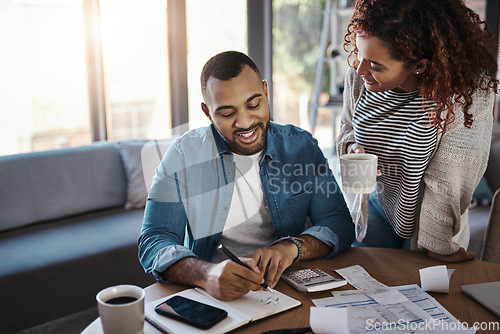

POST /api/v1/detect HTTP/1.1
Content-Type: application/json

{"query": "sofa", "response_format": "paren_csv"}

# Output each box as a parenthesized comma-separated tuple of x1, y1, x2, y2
(468, 123, 500, 257)
(0, 138, 174, 333)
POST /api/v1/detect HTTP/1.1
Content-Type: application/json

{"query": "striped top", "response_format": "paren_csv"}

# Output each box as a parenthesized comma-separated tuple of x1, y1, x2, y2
(353, 89, 438, 238)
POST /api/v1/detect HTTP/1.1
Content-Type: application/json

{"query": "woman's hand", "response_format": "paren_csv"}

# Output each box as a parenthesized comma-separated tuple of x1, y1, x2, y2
(346, 142, 381, 176)
(427, 247, 476, 263)
(347, 142, 365, 154)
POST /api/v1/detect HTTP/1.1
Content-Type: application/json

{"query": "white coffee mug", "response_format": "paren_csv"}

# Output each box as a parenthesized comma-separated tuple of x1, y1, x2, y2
(96, 284, 145, 334)
(340, 153, 378, 194)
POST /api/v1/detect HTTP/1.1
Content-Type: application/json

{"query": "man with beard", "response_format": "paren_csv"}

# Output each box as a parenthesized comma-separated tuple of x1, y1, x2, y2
(138, 51, 354, 301)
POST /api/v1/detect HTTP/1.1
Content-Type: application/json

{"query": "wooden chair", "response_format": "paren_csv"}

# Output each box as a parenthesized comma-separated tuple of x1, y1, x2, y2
(480, 188, 500, 264)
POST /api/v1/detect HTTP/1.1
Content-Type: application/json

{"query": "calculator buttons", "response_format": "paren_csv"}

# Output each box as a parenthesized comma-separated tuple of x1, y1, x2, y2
(281, 268, 347, 292)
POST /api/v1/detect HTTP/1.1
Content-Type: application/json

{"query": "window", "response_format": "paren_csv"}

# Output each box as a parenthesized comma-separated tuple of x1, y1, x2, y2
(100, 0, 170, 140)
(0, 0, 91, 155)
(0, 0, 495, 157)
(185, 0, 247, 130)
(465, 0, 486, 19)
(272, 0, 330, 149)
(0, 0, 171, 156)
(0, 0, 252, 156)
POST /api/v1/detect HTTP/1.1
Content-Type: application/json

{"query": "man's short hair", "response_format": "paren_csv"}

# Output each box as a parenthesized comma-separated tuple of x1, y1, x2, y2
(200, 51, 261, 99)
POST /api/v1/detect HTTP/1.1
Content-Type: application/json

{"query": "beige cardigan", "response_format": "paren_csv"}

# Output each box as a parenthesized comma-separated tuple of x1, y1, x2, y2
(337, 67, 494, 255)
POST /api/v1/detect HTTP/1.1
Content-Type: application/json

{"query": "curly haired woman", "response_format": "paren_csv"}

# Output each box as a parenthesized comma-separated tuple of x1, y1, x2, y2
(337, 0, 498, 262)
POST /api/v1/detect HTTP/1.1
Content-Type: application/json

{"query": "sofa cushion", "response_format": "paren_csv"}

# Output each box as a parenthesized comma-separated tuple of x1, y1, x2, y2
(472, 176, 493, 205)
(0, 208, 155, 332)
(118, 138, 176, 209)
(0, 208, 144, 277)
(0, 142, 127, 232)
(484, 123, 500, 193)
(468, 205, 491, 255)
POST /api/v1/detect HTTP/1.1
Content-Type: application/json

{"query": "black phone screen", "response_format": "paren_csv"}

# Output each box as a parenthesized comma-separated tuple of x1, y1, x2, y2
(154, 295, 228, 329)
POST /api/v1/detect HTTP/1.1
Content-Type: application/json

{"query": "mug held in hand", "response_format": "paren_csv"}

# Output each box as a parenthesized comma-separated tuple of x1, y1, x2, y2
(340, 153, 378, 194)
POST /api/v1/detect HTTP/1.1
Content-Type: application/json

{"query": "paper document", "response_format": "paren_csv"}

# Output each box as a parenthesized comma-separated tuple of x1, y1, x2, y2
(310, 307, 349, 334)
(419, 265, 455, 293)
(312, 284, 474, 334)
(335, 265, 408, 304)
(310, 305, 381, 334)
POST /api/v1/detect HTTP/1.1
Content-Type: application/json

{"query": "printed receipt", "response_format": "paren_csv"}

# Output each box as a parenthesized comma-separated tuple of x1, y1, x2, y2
(335, 265, 408, 305)
(419, 265, 455, 293)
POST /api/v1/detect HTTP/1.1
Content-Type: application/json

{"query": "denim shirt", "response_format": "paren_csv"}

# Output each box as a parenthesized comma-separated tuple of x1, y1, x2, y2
(138, 122, 354, 282)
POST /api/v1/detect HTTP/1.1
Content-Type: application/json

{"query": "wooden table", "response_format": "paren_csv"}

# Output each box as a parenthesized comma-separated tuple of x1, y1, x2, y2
(83, 247, 500, 333)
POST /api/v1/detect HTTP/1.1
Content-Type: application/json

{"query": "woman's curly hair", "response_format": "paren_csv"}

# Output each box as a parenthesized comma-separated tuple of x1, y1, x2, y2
(344, 0, 499, 132)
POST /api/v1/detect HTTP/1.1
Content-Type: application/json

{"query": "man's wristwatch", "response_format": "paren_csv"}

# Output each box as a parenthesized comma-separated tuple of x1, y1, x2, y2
(270, 236, 305, 264)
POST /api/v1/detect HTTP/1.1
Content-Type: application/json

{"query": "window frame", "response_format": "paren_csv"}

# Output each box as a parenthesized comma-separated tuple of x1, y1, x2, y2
(85, 0, 273, 142)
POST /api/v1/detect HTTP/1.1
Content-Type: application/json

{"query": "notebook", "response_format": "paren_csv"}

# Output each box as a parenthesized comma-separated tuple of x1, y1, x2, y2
(145, 287, 301, 334)
(462, 281, 500, 316)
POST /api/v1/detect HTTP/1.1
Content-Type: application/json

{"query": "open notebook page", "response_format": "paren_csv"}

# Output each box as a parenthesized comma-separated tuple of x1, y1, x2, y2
(195, 287, 301, 322)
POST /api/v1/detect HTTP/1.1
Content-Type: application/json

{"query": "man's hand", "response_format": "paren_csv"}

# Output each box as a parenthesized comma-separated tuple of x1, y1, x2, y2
(427, 247, 476, 263)
(202, 260, 265, 301)
(251, 241, 298, 289)
(251, 235, 331, 289)
(163, 257, 265, 302)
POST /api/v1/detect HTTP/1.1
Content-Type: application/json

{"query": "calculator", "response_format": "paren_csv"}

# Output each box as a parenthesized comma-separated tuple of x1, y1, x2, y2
(281, 268, 347, 292)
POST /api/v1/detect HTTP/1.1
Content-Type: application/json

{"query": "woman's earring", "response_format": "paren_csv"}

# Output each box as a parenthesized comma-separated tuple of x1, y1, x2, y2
(416, 71, 420, 74)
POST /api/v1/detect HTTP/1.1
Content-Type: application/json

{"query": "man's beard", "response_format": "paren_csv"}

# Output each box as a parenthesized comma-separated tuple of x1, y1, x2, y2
(225, 120, 269, 155)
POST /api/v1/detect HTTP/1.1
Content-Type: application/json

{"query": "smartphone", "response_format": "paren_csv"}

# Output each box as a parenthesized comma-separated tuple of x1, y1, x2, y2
(154, 295, 228, 329)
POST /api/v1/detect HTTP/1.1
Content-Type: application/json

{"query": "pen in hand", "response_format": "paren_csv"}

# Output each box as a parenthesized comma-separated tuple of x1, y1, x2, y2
(217, 244, 274, 293)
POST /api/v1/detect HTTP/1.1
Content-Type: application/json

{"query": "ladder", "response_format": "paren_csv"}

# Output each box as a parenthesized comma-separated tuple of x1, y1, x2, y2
(310, 0, 352, 152)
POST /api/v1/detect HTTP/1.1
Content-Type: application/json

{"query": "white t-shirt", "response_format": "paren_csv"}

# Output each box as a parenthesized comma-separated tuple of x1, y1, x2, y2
(212, 151, 276, 262)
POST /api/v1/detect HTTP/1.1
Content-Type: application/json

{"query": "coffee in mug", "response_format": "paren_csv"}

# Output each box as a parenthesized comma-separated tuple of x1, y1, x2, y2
(105, 296, 138, 305)
(96, 284, 145, 334)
